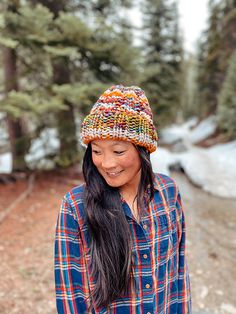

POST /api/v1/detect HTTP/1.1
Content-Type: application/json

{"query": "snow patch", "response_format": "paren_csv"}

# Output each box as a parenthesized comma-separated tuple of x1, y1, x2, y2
(25, 128, 59, 170)
(188, 116, 217, 144)
(151, 147, 174, 175)
(160, 116, 217, 145)
(0, 153, 12, 174)
(160, 117, 198, 145)
(181, 141, 236, 198)
(220, 303, 236, 314)
(157, 116, 236, 199)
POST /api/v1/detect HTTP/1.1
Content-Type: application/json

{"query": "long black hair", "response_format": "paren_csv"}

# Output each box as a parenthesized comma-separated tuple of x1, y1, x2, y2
(82, 143, 155, 308)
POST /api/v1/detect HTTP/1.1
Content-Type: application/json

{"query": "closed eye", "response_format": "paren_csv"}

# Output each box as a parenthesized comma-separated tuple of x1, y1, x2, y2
(92, 150, 101, 155)
(114, 151, 125, 155)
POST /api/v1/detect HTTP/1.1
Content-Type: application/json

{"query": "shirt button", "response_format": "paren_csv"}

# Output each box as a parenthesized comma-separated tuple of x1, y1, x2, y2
(143, 254, 148, 259)
(143, 224, 148, 229)
(145, 283, 150, 289)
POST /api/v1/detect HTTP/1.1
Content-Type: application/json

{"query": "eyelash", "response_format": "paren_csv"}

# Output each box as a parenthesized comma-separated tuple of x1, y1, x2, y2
(114, 151, 125, 155)
(92, 150, 125, 155)
(92, 150, 101, 155)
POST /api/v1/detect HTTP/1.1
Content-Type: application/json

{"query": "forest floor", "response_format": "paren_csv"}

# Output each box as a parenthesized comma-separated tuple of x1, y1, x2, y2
(0, 170, 236, 314)
(0, 169, 82, 314)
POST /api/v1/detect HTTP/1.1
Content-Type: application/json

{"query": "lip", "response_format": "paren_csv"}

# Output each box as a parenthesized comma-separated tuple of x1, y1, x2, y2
(105, 170, 123, 177)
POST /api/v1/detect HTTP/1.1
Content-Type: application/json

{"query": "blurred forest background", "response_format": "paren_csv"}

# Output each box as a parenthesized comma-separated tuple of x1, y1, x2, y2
(0, 0, 236, 314)
(0, 0, 236, 172)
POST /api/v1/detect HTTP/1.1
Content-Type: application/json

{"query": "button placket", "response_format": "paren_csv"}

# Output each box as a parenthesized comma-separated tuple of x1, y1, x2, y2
(141, 248, 151, 264)
(135, 220, 153, 314)
(143, 224, 148, 230)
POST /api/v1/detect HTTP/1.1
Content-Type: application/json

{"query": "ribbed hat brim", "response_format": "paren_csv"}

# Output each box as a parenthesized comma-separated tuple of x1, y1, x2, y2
(81, 111, 158, 153)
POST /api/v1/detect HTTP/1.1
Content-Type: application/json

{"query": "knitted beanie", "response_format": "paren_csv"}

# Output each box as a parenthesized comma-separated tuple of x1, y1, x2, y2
(80, 85, 158, 153)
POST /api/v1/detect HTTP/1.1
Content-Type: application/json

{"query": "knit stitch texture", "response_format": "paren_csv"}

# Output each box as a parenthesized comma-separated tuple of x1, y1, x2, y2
(80, 85, 158, 153)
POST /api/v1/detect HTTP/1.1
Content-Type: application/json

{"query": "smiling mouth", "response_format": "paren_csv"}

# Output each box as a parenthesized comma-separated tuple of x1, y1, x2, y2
(106, 170, 123, 177)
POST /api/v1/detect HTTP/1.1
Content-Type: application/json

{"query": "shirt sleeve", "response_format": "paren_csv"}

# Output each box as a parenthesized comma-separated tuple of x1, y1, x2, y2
(175, 191, 192, 313)
(54, 196, 91, 314)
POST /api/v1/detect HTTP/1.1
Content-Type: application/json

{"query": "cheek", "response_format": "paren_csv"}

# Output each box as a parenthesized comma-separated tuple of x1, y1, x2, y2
(121, 154, 141, 169)
(92, 154, 100, 168)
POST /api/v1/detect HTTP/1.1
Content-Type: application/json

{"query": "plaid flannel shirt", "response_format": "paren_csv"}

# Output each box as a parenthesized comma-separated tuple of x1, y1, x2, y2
(54, 173, 191, 313)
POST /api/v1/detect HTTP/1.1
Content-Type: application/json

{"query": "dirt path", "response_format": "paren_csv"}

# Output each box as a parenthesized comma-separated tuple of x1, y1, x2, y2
(0, 171, 236, 314)
(172, 172, 236, 314)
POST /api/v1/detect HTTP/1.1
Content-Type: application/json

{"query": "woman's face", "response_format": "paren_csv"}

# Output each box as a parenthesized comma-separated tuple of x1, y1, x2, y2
(91, 139, 141, 191)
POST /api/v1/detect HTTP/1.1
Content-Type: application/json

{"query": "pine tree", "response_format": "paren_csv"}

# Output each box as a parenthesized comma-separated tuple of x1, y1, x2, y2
(31, 0, 81, 167)
(181, 53, 199, 119)
(80, 0, 139, 85)
(141, 0, 183, 126)
(218, 50, 236, 139)
(196, 0, 236, 119)
(0, 0, 140, 170)
(1, 0, 30, 171)
(219, 0, 236, 77)
(196, 0, 222, 118)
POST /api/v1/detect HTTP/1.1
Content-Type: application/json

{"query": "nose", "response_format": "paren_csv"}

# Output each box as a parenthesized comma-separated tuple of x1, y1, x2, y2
(101, 154, 117, 169)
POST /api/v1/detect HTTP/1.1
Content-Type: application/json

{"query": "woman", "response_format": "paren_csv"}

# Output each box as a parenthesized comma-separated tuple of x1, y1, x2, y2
(54, 85, 191, 313)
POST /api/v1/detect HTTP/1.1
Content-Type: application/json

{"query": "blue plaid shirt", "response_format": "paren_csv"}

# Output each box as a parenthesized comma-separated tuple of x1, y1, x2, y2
(54, 173, 191, 313)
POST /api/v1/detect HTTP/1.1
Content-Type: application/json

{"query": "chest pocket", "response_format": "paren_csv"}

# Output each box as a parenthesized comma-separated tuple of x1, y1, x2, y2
(154, 208, 178, 266)
(169, 210, 178, 246)
(154, 214, 171, 264)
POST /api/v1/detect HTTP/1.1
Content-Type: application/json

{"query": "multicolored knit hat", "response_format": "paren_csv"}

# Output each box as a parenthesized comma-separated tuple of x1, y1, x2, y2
(80, 85, 158, 153)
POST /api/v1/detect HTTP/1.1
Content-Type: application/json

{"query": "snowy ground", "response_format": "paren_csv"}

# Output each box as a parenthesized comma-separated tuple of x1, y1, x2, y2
(151, 142, 236, 199)
(151, 116, 236, 199)
(160, 116, 217, 145)
(1, 116, 236, 199)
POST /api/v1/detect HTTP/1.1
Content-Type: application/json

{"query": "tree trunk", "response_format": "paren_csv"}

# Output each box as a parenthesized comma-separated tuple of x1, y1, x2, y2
(53, 58, 78, 167)
(3, 46, 28, 171)
(30, 0, 66, 17)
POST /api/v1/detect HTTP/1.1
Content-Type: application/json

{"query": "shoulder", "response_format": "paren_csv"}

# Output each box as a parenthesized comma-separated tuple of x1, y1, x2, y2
(62, 183, 86, 225)
(64, 183, 85, 202)
(153, 172, 177, 190)
(153, 172, 179, 202)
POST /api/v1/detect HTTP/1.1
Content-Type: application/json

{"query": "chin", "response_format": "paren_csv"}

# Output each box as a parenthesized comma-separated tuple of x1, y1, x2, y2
(105, 181, 122, 188)
(104, 178, 124, 188)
